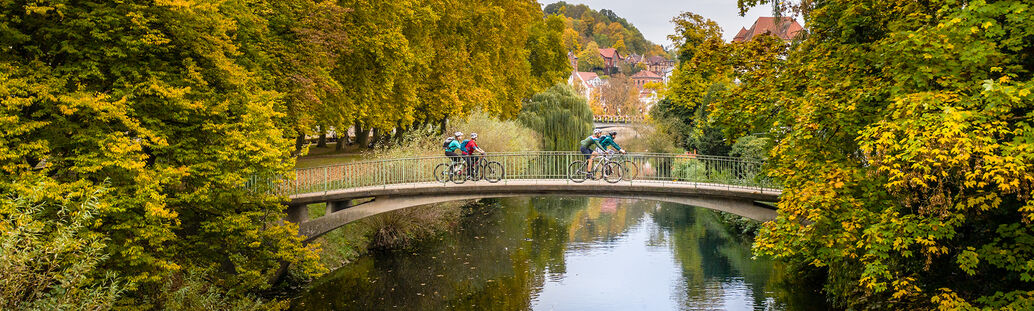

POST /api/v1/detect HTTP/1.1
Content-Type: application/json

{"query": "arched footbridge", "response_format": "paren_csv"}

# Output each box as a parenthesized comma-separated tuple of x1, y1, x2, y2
(270, 152, 780, 241)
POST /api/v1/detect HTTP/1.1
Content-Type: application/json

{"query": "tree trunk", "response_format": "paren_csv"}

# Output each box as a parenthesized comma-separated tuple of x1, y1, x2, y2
(370, 128, 381, 149)
(355, 123, 370, 148)
(439, 117, 448, 135)
(393, 126, 407, 144)
(293, 132, 306, 155)
(316, 126, 327, 148)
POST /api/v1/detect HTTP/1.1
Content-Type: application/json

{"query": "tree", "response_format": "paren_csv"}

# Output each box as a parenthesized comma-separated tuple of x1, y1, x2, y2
(577, 41, 604, 72)
(708, 0, 1034, 309)
(0, 0, 325, 305)
(562, 28, 582, 52)
(667, 12, 722, 63)
(518, 84, 593, 151)
(599, 75, 643, 116)
(527, 15, 573, 93)
(613, 38, 628, 55)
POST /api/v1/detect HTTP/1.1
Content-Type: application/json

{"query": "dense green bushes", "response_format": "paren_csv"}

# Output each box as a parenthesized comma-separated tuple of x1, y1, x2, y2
(1, 183, 122, 310)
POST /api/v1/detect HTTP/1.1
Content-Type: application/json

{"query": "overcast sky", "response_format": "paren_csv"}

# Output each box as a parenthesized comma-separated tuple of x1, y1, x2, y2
(548, 0, 779, 44)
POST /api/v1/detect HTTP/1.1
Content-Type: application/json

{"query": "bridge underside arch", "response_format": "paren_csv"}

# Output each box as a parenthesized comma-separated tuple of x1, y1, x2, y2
(289, 181, 778, 242)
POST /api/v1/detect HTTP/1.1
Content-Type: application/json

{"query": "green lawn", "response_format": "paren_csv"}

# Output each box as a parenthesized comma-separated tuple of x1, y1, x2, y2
(295, 142, 370, 169)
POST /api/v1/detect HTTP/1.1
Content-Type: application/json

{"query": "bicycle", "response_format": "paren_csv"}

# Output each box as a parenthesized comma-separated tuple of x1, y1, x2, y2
(607, 153, 639, 181)
(433, 157, 467, 184)
(464, 154, 505, 183)
(567, 151, 623, 183)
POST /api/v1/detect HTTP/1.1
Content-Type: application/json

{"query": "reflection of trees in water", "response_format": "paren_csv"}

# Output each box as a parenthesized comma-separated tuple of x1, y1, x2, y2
(651, 202, 826, 311)
(293, 197, 590, 310)
(565, 198, 654, 246)
(293, 198, 824, 311)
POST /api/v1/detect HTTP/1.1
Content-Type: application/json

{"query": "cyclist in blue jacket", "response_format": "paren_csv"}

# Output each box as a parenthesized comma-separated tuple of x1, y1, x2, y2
(597, 131, 626, 155)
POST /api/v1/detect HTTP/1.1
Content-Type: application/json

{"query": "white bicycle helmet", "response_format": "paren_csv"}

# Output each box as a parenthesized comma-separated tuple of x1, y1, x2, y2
(593, 129, 602, 135)
(470, 133, 478, 139)
(454, 131, 463, 137)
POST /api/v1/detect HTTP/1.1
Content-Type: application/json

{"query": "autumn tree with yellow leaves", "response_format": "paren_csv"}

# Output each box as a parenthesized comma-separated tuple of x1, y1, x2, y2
(0, 0, 568, 308)
(669, 0, 1034, 309)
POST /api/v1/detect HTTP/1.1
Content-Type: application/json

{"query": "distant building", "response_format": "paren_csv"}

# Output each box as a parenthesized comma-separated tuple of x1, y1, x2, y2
(732, 17, 804, 42)
(598, 48, 622, 75)
(624, 53, 645, 66)
(570, 71, 603, 99)
(630, 70, 663, 90)
(646, 55, 674, 76)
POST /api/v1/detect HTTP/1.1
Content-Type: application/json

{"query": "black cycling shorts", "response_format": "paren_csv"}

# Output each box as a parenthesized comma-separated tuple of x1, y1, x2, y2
(579, 146, 593, 159)
(444, 151, 460, 162)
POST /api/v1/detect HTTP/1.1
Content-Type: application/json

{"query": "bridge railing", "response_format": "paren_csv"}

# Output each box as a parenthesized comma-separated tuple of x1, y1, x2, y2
(593, 115, 644, 123)
(261, 152, 777, 196)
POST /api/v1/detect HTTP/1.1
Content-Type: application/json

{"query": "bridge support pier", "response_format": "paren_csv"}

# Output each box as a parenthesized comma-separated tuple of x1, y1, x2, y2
(326, 200, 352, 215)
(285, 203, 309, 223)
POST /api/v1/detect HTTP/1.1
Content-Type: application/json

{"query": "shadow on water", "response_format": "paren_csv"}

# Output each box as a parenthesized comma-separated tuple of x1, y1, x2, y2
(291, 197, 829, 310)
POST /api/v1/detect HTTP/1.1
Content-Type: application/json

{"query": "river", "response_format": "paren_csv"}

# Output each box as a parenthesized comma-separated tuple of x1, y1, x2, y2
(292, 197, 827, 310)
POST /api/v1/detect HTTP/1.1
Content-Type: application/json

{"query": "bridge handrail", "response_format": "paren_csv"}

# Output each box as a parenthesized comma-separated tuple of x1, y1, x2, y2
(251, 152, 778, 196)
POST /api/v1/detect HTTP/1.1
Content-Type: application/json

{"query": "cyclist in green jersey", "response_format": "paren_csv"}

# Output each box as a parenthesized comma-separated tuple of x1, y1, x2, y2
(579, 129, 604, 176)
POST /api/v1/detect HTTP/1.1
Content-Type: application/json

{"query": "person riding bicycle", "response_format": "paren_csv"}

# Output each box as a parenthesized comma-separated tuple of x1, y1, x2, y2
(579, 129, 604, 177)
(460, 133, 485, 176)
(596, 131, 626, 155)
(444, 131, 463, 165)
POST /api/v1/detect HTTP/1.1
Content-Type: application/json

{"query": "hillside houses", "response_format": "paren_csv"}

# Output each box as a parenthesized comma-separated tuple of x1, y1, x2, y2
(732, 16, 804, 42)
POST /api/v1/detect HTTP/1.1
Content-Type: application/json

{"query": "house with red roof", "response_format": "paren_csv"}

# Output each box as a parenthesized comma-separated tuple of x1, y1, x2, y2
(598, 48, 622, 75)
(569, 71, 603, 99)
(732, 17, 804, 42)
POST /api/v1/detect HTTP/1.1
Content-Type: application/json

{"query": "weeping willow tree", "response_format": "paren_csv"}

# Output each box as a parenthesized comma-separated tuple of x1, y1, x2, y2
(518, 83, 593, 151)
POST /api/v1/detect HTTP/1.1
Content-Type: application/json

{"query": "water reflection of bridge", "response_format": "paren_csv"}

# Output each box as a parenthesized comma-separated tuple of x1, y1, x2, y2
(266, 152, 779, 241)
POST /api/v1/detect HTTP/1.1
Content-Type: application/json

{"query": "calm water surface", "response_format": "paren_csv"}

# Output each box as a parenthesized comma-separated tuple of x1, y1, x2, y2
(293, 197, 827, 310)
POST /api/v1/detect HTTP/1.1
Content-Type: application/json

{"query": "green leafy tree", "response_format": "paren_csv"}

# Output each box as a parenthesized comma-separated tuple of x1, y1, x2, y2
(701, 0, 1034, 309)
(577, 41, 604, 72)
(1, 0, 325, 305)
(518, 84, 593, 151)
(528, 15, 573, 93)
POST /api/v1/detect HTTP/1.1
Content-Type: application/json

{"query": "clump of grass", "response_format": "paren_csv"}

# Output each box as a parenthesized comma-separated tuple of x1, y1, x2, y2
(362, 203, 462, 251)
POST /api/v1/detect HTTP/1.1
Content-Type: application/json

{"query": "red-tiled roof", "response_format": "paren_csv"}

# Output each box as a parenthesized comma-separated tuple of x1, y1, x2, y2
(576, 72, 599, 82)
(631, 70, 662, 79)
(598, 48, 619, 59)
(733, 27, 748, 41)
(732, 17, 803, 42)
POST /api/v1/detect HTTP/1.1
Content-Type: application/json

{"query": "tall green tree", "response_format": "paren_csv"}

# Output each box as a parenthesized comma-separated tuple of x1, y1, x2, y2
(703, 0, 1034, 309)
(0, 0, 325, 305)
(518, 84, 593, 151)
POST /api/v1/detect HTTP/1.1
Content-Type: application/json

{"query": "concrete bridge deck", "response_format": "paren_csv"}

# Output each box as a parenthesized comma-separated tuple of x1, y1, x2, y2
(287, 179, 779, 241)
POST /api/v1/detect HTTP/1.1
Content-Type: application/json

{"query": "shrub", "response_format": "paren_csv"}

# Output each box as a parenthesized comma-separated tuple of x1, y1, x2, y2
(0, 182, 123, 311)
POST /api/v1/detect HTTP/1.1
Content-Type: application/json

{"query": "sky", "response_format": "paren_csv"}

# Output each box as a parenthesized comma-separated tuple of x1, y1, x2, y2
(548, 0, 780, 44)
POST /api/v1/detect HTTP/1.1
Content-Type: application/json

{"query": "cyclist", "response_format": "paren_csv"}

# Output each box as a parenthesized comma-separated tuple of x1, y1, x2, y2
(461, 133, 486, 176)
(444, 131, 463, 166)
(579, 129, 604, 177)
(597, 131, 627, 155)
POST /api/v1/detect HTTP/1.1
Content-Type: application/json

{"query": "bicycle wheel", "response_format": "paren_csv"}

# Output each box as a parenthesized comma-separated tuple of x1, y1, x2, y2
(433, 163, 449, 183)
(567, 161, 587, 183)
(450, 162, 467, 184)
(621, 160, 639, 181)
(483, 161, 504, 183)
(602, 161, 623, 183)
